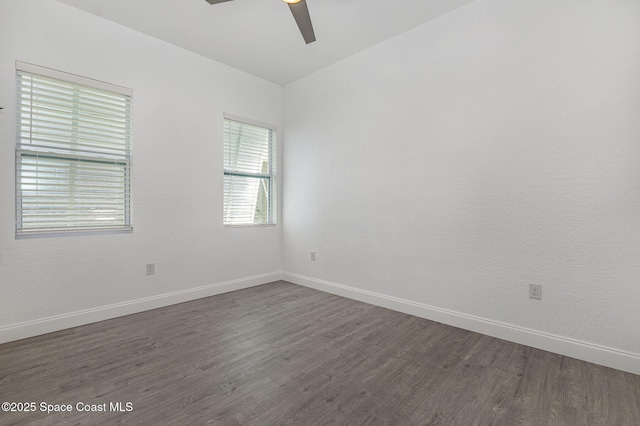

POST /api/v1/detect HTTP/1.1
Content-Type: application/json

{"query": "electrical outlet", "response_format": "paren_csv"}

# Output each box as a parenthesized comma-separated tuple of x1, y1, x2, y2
(529, 283, 542, 300)
(146, 263, 155, 275)
(310, 251, 316, 261)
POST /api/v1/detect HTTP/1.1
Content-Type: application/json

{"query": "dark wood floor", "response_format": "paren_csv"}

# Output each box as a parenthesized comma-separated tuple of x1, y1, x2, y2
(1, 281, 638, 425)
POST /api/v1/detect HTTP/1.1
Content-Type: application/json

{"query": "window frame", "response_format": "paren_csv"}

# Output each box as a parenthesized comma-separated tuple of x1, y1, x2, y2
(223, 113, 277, 227)
(15, 61, 133, 237)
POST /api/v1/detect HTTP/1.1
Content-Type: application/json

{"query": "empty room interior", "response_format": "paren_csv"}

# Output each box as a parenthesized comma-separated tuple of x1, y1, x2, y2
(1, 0, 639, 424)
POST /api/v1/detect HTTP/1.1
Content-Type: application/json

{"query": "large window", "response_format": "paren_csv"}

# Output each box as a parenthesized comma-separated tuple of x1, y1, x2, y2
(223, 114, 276, 226)
(15, 62, 132, 235)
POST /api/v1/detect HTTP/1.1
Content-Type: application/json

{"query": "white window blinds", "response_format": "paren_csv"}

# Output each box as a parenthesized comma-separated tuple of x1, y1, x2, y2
(15, 62, 132, 235)
(223, 115, 275, 225)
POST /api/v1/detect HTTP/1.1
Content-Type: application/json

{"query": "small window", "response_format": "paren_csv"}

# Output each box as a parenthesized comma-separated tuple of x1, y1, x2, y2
(15, 62, 132, 235)
(223, 114, 276, 226)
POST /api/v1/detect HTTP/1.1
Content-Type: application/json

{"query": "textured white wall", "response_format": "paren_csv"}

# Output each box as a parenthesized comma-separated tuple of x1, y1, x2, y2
(283, 0, 640, 356)
(0, 1, 282, 327)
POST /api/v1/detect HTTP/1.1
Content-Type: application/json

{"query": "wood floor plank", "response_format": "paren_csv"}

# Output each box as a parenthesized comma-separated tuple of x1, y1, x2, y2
(0, 281, 638, 425)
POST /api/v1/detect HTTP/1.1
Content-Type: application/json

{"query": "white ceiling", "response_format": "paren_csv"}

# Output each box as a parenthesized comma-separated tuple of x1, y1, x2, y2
(57, 0, 474, 86)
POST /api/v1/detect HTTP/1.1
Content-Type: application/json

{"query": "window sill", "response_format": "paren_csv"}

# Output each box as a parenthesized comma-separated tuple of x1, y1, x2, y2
(223, 223, 277, 228)
(16, 227, 133, 239)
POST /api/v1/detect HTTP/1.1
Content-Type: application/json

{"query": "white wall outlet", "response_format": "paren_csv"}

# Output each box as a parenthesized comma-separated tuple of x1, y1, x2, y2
(310, 251, 316, 261)
(529, 283, 542, 300)
(146, 263, 155, 275)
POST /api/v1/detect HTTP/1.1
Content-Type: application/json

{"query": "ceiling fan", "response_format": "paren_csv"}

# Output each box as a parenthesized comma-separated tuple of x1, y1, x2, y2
(205, 0, 316, 44)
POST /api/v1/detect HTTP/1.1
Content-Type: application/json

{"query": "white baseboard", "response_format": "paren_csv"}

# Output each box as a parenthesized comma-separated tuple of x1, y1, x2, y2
(283, 272, 640, 376)
(0, 272, 282, 345)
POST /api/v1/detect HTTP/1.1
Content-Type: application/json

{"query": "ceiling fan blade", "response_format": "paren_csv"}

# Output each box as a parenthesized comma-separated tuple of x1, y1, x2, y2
(205, 0, 233, 4)
(288, 0, 316, 44)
